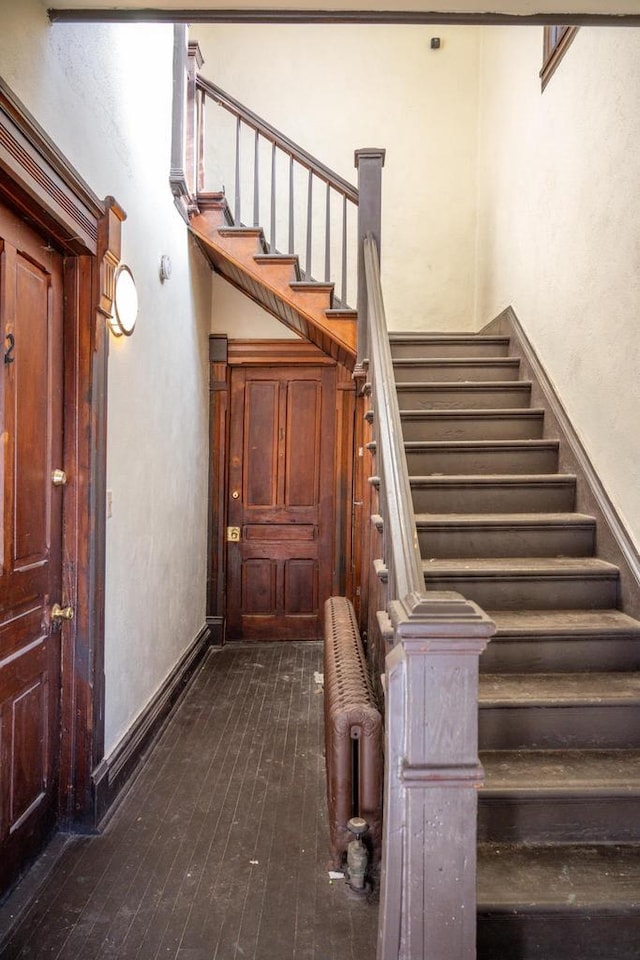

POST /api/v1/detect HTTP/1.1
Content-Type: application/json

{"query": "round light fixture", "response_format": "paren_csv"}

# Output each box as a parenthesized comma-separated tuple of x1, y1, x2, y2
(109, 264, 138, 337)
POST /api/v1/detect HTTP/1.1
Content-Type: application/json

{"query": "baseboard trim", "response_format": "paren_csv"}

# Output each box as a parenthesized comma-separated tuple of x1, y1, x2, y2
(483, 306, 640, 603)
(207, 615, 225, 646)
(92, 622, 212, 827)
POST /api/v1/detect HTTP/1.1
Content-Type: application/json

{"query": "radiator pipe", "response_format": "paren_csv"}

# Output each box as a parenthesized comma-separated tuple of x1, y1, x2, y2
(346, 817, 369, 893)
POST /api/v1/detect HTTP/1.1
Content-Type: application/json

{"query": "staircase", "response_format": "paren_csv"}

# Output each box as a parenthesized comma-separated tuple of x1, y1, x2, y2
(190, 193, 356, 369)
(389, 330, 640, 958)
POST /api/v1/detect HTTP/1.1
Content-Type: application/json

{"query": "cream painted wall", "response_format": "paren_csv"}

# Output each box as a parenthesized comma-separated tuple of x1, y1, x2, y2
(0, 1, 212, 753)
(476, 25, 640, 549)
(193, 24, 482, 332)
(211, 274, 299, 338)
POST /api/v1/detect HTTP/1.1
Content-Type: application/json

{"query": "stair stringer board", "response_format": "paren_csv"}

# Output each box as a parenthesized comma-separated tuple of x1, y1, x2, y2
(483, 306, 640, 621)
(189, 206, 356, 370)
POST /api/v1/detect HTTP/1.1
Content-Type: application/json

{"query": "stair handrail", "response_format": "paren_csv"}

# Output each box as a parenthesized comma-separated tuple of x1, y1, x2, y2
(363, 232, 424, 605)
(195, 75, 358, 204)
(359, 234, 494, 960)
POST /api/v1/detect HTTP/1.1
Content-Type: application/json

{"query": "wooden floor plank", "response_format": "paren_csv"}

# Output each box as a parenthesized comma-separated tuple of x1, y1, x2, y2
(0, 643, 378, 960)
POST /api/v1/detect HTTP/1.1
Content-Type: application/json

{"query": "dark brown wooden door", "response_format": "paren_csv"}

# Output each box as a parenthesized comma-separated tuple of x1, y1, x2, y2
(226, 363, 336, 640)
(0, 204, 64, 893)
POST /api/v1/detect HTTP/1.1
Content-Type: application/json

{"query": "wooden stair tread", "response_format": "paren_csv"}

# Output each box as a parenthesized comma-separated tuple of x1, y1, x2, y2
(389, 334, 510, 346)
(396, 379, 531, 390)
(393, 357, 518, 365)
(479, 672, 640, 706)
(422, 557, 618, 575)
(409, 473, 575, 485)
(415, 512, 594, 527)
(390, 332, 508, 339)
(404, 439, 559, 450)
(477, 843, 640, 911)
(400, 407, 544, 418)
(189, 209, 356, 367)
(481, 749, 640, 794)
(218, 225, 265, 239)
(489, 609, 640, 638)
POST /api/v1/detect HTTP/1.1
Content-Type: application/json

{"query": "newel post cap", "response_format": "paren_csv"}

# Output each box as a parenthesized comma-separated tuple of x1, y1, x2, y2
(354, 148, 386, 168)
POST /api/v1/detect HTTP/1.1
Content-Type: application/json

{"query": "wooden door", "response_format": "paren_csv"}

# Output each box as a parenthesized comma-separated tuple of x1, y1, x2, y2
(0, 204, 64, 893)
(226, 362, 336, 640)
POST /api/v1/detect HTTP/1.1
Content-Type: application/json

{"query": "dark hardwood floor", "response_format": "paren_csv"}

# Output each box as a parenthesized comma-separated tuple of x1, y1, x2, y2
(0, 643, 377, 959)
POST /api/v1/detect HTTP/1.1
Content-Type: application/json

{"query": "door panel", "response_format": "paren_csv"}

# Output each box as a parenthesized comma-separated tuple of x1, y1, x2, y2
(227, 363, 336, 640)
(0, 204, 63, 894)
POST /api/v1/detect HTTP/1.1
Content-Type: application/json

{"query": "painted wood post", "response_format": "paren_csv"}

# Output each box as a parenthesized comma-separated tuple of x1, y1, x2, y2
(355, 149, 385, 368)
(377, 594, 494, 960)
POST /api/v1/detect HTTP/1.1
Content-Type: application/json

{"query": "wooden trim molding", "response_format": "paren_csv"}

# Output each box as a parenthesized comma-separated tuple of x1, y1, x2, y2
(48, 10, 640, 26)
(540, 25, 579, 90)
(0, 77, 102, 253)
(227, 338, 335, 366)
(0, 75, 114, 831)
(92, 623, 212, 825)
(207, 335, 229, 641)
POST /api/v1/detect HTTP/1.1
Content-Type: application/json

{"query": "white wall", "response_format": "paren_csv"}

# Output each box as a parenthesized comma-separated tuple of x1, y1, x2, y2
(192, 23, 482, 332)
(211, 273, 299, 338)
(0, 1, 212, 753)
(476, 25, 640, 549)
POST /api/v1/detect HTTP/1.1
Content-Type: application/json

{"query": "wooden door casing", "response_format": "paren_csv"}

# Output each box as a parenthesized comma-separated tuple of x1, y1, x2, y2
(226, 362, 336, 640)
(0, 204, 64, 891)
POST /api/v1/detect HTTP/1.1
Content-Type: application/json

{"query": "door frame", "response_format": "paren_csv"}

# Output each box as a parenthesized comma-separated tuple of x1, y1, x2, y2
(206, 336, 357, 644)
(0, 78, 122, 829)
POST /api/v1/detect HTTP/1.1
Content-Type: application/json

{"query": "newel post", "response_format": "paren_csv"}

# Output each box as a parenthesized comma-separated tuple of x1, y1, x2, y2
(377, 595, 494, 960)
(355, 148, 385, 368)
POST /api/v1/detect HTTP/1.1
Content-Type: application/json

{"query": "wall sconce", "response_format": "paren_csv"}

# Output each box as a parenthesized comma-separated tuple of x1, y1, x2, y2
(108, 264, 138, 337)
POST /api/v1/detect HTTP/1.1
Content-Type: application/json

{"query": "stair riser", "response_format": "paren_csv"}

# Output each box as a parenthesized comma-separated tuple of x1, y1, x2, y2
(479, 704, 640, 749)
(405, 445, 559, 475)
(478, 796, 640, 844)
(396, 386, 531, 410)
(411, 483, 575, 514)
(424, 573, 618, 610)
(401, 414, 544, 442)
(390, 338, 509, 359)
(480, 637, 640, 674)
(478, 915, 640, 960)
(393, 361, 520, 383)
(418, 524, 594, 558)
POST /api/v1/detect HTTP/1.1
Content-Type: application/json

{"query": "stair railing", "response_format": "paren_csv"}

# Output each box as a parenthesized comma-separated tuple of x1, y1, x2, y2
(194, 74, 358, 307)
(357, 177, 494, 958)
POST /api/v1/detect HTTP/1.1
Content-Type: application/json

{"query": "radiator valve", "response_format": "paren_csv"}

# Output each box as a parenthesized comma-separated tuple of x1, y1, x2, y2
(346, 817, 369, 893)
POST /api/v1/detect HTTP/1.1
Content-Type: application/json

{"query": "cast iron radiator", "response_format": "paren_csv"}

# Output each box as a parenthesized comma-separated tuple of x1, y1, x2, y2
(323, 596, 382, 867)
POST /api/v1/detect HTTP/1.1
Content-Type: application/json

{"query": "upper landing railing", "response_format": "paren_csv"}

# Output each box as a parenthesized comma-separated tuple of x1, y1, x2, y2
(192, 72, 359, 308)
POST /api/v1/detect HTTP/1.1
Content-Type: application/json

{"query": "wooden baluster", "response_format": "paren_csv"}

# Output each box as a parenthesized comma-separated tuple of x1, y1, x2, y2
(197, 89, 205, 192)
(324, 182, 331, 283)
(270, 142, 277, 252)
(306, 170, 313, 280)
(234, 116, 241, 225)
(253, 129, 260, 227)
(341, 195, 348, 307)
(288, 155, 294, 255)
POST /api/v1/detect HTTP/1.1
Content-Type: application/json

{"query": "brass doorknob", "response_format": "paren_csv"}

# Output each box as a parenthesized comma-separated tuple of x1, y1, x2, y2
(51, 603, 74, 621)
